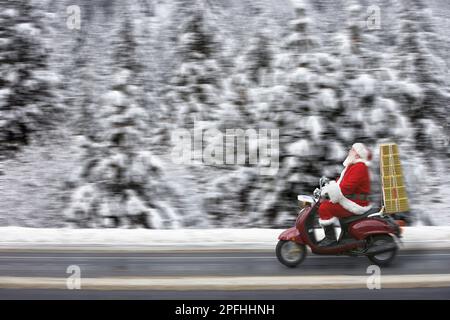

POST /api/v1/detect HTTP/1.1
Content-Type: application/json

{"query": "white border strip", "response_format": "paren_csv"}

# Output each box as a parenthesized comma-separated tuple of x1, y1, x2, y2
(1, 274, 450, 290)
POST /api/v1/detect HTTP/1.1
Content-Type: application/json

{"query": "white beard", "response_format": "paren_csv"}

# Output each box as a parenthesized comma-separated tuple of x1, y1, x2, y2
(343, 154, 357, 167)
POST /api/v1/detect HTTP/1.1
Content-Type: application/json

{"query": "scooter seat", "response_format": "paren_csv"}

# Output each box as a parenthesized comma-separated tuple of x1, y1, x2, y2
(339, 207, 381, 225)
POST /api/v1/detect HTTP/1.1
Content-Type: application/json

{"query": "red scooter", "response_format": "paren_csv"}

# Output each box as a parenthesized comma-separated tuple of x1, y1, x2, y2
(276, 177, 402, 267)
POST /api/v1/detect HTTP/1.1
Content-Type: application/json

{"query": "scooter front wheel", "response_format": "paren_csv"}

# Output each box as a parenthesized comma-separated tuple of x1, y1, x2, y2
(276, 240, 307, 268)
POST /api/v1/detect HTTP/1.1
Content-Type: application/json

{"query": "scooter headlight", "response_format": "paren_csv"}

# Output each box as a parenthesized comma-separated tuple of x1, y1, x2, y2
(297, 195, 314, 208)
(299, 200, 311, 208)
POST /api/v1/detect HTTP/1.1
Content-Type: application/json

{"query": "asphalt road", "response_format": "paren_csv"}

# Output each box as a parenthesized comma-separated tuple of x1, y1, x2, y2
(0, 249, 449, 277)
(0, 249, 449, 299)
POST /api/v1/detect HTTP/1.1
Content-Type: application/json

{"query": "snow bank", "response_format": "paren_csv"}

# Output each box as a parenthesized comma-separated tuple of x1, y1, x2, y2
(0, 227, 449, 251)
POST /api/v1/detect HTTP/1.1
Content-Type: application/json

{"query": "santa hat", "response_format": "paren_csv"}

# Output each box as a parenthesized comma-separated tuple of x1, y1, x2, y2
(352, 143, 372, 162)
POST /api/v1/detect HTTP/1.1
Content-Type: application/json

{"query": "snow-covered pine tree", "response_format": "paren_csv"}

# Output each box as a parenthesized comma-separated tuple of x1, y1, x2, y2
(65, 15, 181, 229)
(327, 1, 423, 208)
(333, 1, 388, 144)
(202, 29, 274, 226)
(378, 0, 450, 224)
(243, 0, 335, 227)
(204, 0, 341, 227)
(129, 1, 170, 153)
(215, 17, 275, 130)
(244, 0, 410, 226)
(208, 2, 334, 227)
(62, 29, 98, 139)
(214, 2, 277, 130)
(0, 0, 60, 158)
(166, 7, 222, 129)
(393, 0, 449, 157)
(240, 29, 272, 86)
(161, 3, 227, 202)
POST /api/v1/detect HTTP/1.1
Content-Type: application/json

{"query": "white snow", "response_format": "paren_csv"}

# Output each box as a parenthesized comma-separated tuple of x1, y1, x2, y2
(0, 88, 11, 107)
(102, 90, 126, 106)
(16, 23, 40, 36)
(328, 141, 346, 161)
(0, 138, 79, 227)
(289, 68, 316, 88)
(369, 107, 385, 123)
(3, 9, 18, 18)
(287, 139, 311, 156)
(290, 0, 306, 9)
(0, 227, 449, 251)
(33, 70, 60, 84)
(400, 81, 424, 100)
(1, 0, 450, 230)
(318, 88, 337, 110)
(65, 184, 96, 218)
(125, 191, 147, 216)
(352, 74, 376, 97)
(112, 69, 132, 87)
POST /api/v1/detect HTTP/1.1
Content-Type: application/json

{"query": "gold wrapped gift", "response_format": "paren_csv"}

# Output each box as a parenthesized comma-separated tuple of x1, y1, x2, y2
(379, 143, 410, 214)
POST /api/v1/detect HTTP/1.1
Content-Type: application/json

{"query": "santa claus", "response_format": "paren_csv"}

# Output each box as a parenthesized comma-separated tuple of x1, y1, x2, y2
(318, 143, 373, 247)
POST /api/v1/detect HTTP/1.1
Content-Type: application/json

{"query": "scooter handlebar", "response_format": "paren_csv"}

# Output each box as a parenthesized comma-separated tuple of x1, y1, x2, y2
(314, 188, 330, 201)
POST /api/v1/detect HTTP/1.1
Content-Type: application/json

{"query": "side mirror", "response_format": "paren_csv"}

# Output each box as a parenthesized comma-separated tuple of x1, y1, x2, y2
(313, 188, 321, 199)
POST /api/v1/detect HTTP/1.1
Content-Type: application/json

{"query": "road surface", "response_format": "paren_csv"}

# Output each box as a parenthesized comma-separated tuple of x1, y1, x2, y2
(0, 249, 449, 299)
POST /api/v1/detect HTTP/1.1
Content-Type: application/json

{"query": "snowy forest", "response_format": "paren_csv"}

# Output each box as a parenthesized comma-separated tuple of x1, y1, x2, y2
(0, 0, 449, 229)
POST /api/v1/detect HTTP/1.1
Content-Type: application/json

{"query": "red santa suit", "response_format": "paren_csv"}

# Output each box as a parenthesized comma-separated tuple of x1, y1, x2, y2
(318, 144, 372, 226)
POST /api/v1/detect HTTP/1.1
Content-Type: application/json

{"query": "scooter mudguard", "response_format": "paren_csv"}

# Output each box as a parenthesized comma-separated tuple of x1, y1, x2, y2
(278, 227, 303, 243)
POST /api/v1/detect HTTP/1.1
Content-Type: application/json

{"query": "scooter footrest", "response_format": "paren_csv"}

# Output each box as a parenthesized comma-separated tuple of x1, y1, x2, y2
(312, 240, 366, 254)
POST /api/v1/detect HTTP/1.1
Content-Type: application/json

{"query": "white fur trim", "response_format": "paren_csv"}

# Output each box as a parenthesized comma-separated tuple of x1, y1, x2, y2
(338, 158, 370, 185)
(322, 181, 341, 203)
(319, 217, 339, 226)
(353, 158, 371, 167)
(322, 181, 372, 215)
(339, 196, 372, 215)
(337, 166, 348, 184)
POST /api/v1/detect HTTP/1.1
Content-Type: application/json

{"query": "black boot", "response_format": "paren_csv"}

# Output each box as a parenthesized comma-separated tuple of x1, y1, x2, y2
(319, 225, 337, 247)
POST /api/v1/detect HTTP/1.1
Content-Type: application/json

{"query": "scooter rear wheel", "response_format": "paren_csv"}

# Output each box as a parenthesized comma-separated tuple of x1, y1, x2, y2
(276, 240, 307, 268)
(367, 234, 398, 266)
